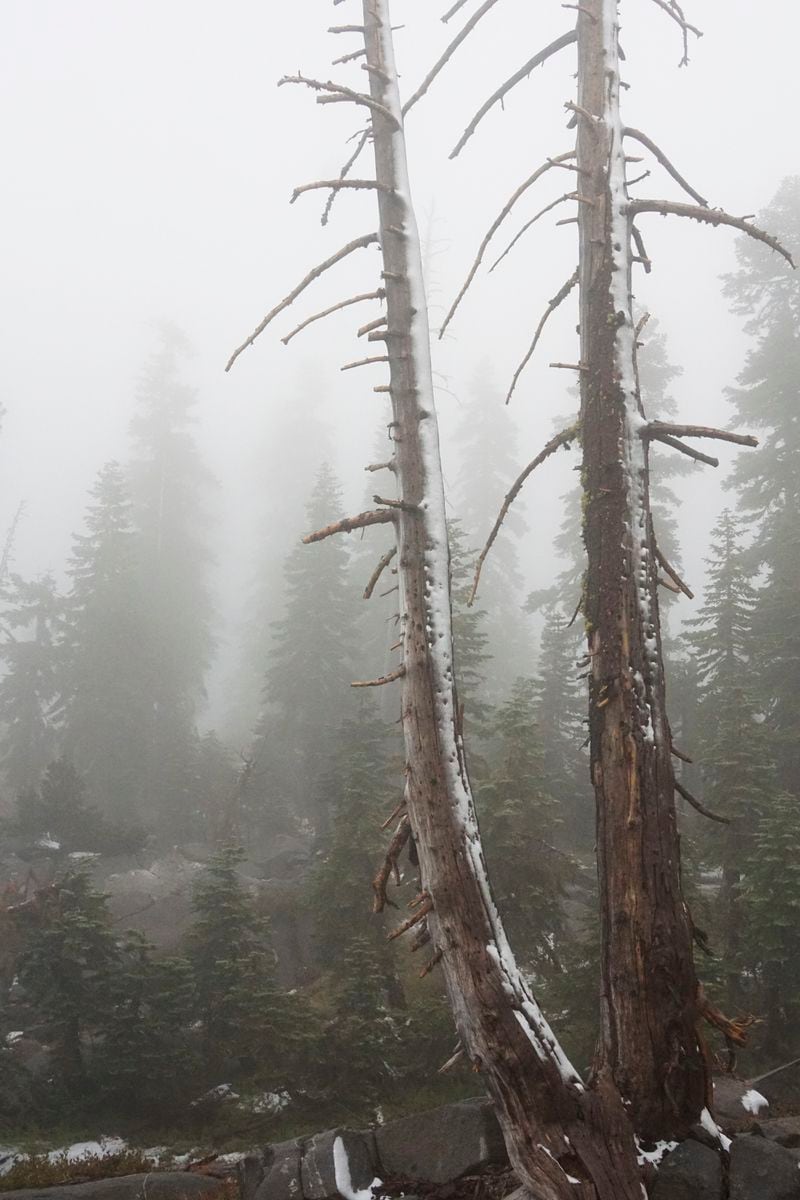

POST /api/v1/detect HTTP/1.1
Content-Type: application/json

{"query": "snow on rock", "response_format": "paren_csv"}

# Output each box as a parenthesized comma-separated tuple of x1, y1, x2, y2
(700, 1107, 732, 1152)
(740, 1088, 769, 1115)
(636, 1139, 678, 1167)
(332, 1137, 382, 1200)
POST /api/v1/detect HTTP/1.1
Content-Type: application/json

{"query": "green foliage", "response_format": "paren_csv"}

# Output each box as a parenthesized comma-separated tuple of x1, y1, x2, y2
(0, 573, 64, 794)
(5, 758, 146, 855)
(0, 1150, 157, 1193)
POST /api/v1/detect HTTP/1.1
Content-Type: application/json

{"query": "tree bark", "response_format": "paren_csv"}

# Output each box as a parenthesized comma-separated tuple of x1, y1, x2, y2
(577, 0, 707, 1140)
(360, 3, 642, 1196)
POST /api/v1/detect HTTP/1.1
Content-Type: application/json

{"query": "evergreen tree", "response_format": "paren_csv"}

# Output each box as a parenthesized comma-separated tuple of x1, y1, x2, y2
(329, 934, 401, 1100)
(129, 324, 214, 829)
(11, 871, 120, 1094)
(684, 510, 776, 1010)
(0, 572, 63, 793)
(256, 464, 357, 840)
(449, 519, 492, 743)
(724, 176, 800, 797)
(187, 845, 314, 1088)
(478, 678, 573, 974)
(61, 462, 151, 819)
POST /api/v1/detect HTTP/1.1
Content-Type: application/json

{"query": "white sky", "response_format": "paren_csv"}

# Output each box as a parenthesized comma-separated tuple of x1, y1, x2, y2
(1, 0, 797, 717)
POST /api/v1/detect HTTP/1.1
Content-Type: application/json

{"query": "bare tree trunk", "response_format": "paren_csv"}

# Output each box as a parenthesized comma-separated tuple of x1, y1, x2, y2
(360, 4, 642, 1196)
(577, 0, 707, 1140)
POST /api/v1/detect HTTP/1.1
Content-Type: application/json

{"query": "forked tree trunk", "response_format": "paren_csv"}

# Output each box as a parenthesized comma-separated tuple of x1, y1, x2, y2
(360, 3, 642, 1196)
(577, 0, 707, 1140)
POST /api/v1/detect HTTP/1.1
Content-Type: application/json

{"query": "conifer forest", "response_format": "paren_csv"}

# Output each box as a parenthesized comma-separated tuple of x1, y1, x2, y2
(1, 3, 798, 1197)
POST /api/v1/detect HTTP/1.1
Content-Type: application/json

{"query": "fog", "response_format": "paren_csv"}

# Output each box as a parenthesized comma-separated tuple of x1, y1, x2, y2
(1, 2, 796, 729)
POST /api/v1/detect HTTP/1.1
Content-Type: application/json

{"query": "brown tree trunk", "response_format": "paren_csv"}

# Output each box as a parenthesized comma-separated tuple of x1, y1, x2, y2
(360, 3, 642, 1196)
(576, 0, 707, 1140)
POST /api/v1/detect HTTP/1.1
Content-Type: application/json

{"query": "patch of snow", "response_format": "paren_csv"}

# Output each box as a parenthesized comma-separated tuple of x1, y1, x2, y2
(700, 1107, 732, 1152)
(740, 1088, 769, 1115)
(36, 835, 61, 851)
(5, 1031, 24, 1044)
(332, 1137, 382, 1200)
(636, 1139, 677, 1167)
(241, 1090, 290, 1115)
(49, 1137, 128, 1163)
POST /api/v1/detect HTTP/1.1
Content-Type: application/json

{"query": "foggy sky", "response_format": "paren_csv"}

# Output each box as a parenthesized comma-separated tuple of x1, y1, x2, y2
(1, 0, 797, 725)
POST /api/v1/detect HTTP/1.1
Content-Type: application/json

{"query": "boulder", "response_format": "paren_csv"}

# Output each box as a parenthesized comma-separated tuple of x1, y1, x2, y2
(300, 1129, 378, 1200)
(754, 1117, 800, 1148)
(0, 1173, 227, 1200)
(374, 1098, 507, 1184)
(650, 1141, 721, 1200)
(729, 1135, 800, 1200)
(713, 1076, 768, 1129)
(238, 1152, 268, 1200)
(253, 1139, 304, 1200)
(750, 1060, 800, 1110)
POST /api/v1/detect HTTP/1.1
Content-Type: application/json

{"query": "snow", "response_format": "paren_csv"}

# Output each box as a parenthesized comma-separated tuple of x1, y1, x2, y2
(49, 1137, 128, 1163)
(699, 1107, 732, 1152)
(332, 1137, 382, 1200)
(4, 1031, 24, 1044)
(740, 1088, 769, 1115)
(636, 1139, 677, 1167)
(36, 835, 61, 851)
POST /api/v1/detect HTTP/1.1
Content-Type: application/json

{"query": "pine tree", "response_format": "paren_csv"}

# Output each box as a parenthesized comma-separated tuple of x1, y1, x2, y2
(724, 176, 800, 798)
(684, 510, 776, 1010)
(256, 464, 358, 840)
(449, 519, 492, 743)
(329, 933, 401, 1101)
(129, 323, 214, 830)
(478, 678, 573, 974)
(11, 871, 120, 1094)
(61, 462, 151, 819)
(0, 572, 63, 794)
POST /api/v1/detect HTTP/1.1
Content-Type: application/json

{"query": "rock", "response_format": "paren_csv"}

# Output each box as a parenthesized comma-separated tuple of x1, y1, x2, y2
(729, 1135, 800, 1200)
(650, 1141, 721, 1200)
(238, 1152, 268, 1200)
(253, 1139, 304, 1200)
(374, 1098, 507, 1184)
(750, 1060, 800, 1110)
(300, 1129, 378, 1200)
(754, 1117, 800, 1148)
(713, 1076, 767, 1129)
(0, 1172, 227, 1200)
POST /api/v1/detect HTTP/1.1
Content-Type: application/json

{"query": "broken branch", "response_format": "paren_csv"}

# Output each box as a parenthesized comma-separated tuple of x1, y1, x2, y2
(650, 431, 720, 468)
(226, 233, 378, 370)
(505, 270, 578, 404)
(655, 546, 694, 599)
(322, 127, 373, 225)
(388, 893, 433, 941)
(490, 195, 578, 272)
(646, 422, 758, 449)
(373, 815, 411, 913)
(341, 354, 390, 371)
(291, 179, 388, 205)
(351, 665, 406, 688)
(469, 425, 578, 605)
(302, 508, 394, 544)
(648, 0, 702, 66)
(279, 73, 399, 129)
(281, 289, 384, 345)
(450, 30, 578, 159)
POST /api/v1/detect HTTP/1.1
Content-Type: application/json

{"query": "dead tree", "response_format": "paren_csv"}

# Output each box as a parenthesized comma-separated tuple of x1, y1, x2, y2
(227, 2, 647, 1196)
(454, 0, 791, 1145)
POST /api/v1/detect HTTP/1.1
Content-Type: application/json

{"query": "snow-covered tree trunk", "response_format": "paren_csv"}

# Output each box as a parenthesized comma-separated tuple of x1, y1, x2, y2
(360, 3, 642, 1196)
(577, 0, 706, 1139)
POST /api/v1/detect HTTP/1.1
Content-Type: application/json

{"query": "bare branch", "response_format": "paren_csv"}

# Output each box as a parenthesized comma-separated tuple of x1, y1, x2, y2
(328, 25, 366, 34)
(278, 74, 399, 129)
(504, 270, 578, 404)
(623, 127, 708, 206)
(322, 127, 372, 225)
(332, 47, 367, 66)
(675, 780, 729, 824)
(655, 546, 694, 599)
(490, 194, 578, 272)
(403, 0, 503, 116)
(387, 893, 433, 941)
(373, 815, 411, 913)
(646, 422, 758, 449)
(341, 354, 390, 371)
(671, 744, 693, 764)
(438, 1045, 465, 1073)
(631, 224, 652, 273)
(291, 179, 388, 205)
(302, 508, 394, 544)
(441, 0, 470, 20)
(439, 152, 575, 336)
(351, 665, 406, 688)
(549, 361, 587, 371)
(648, 0, 702, 66)
(358, 315, 388, 336)
(651, 432, 719, 468)
(420, 948, 444, 978)
(450, 30, 578, 159)
(469, 426, 578, 605)
(226, 233, 378, 370)
(364, 546, 398, 599)
(627, 199, 795, 267)
(365, 459, 396, 474)
(281, 289, 384, 346)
